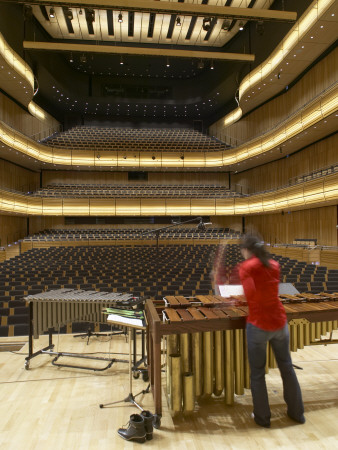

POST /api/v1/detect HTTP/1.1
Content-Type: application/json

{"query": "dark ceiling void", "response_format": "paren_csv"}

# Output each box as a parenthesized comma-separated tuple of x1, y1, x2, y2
(0, 0, 314, 128)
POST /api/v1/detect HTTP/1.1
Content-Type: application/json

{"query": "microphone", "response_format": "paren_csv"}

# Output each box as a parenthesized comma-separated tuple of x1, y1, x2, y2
(197, 219, 212, 232)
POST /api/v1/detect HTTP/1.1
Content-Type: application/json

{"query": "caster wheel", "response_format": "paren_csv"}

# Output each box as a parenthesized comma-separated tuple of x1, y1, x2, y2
(142, 371, 149, 382)
(133, 372, 140, 379)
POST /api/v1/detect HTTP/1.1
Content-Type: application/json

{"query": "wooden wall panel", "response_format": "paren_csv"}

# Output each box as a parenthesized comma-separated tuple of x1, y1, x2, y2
(148, 172, 229, 186)
(0, 159, 39, 192)
(42, 171, 230, 187)
(245, 205, 337, 247)
(42, 171, 128, 186)
(0, 214, 27, 247)
(232, 133, 337, 194)
(28, 216, 65, 236)
(0, 92, 60, 141)
(210, 48, 337, 145)
(210, 215, 242, 232)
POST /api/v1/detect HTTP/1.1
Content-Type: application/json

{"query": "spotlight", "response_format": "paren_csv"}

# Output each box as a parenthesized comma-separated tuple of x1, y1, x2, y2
(85, 8, 95, 23)
(23, 5, 33, 20)
(120, 55, 124, 65)
(176, 16, 181, 26)
(65, 8, 73, 20)
(221, 19, 231, 31)
(210, 60, 214, 70)
(69, 53, 73, 63)
(238, 21, 244, 31)
(49, 7, 55, 18)
(118, 13, 123, 23)
(202, 17, 211, 31)
(197, 60, 204, 69)
(166, 57, 170, 67)
(256, 20, 264, 35)
(80, 54, 87, 63)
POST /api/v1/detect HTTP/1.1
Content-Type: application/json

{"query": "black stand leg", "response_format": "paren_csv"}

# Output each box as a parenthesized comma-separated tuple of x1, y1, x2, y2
(99, 328, 151, 412)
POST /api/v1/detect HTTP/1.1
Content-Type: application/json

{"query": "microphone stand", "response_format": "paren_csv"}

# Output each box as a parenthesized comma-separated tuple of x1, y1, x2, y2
(141, 217, 208, 301)
(142, 216, 206, 254)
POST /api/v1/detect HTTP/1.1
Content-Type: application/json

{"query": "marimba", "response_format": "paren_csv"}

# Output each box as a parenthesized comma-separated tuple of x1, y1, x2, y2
(24, 289, 142, 370)
(145, 294, 338, 417)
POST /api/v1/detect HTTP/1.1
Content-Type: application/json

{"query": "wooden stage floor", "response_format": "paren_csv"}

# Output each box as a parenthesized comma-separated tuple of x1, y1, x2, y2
(0, 332, 337, 449)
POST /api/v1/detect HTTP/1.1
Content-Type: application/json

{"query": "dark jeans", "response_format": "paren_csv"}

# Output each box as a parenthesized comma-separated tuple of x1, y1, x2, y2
(246, 322, 304, 426)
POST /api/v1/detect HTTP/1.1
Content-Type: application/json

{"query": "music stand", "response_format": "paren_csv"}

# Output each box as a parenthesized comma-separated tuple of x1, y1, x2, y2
(99, 319, 150, 412)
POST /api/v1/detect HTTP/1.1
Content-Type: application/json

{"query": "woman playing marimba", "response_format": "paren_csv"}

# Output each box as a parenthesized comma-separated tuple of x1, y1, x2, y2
(239, 234, 305, 428)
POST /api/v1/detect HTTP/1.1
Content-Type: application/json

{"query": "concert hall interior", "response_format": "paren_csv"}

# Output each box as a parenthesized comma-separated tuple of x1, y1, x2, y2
(0, 0, 337, 448)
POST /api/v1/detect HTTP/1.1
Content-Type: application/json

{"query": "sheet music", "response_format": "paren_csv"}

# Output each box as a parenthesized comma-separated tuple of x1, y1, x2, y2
(107, 313, 145, 328)
(218, 283, 300, 297)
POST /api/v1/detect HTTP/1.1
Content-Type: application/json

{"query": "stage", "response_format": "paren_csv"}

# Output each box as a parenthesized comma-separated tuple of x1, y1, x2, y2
(0, 332, 337, 449)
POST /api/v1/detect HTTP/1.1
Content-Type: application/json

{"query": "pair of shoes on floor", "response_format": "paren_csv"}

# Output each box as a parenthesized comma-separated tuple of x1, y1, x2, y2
(287, 412, 306, 424)
(118, 410, 154, 443)
(251, 412, 271, 428)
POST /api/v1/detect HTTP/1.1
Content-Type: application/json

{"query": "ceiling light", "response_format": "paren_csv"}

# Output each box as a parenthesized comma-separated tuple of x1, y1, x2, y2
(221, 19, 231, 31)
(210, 60, 214, 70)
(256, 20, 264, 35)
(79, 8, 83, 15)
(197, 60, 204, 69)
(65, 8, 73, 20)
(176, 16, 181, 26)
(202, 18, 211, 31)
(86, 8, 95, 23)
(120, 56, 124, 65)
(118, 13, 123, 23)
(49, 8, 55, 18)
(239, 21, 244, 31)
(166, 57, 170, 67)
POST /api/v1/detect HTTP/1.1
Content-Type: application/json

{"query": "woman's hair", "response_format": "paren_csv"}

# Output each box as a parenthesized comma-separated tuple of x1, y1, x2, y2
(241, 234, 271, 267)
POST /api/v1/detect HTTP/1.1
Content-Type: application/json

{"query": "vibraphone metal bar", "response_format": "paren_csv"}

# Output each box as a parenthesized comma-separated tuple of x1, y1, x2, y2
(146, 294, 338, 417)
(24, 289, 140, 370)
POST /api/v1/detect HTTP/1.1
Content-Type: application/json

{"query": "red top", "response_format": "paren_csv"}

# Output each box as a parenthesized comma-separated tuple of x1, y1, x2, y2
(239, 256, 287, 331)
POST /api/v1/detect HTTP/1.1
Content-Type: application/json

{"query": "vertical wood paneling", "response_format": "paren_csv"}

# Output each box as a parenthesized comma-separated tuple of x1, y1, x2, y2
(42, 171, 230, 187)
(245, 206, 337, 247)
(0, 159, 40, 192)
(28, 217, 65, 235)
(0, 215, 27, 247)
(210, 48, 337, 144)
(42, 171, 128, 186)
(0, 92, 60, 140)
(232, 134, 337, 194)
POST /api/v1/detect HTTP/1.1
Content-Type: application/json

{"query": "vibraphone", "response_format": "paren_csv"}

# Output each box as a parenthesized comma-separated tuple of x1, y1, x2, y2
(24, 289, 144, 370)
(145, 293, 338, 417)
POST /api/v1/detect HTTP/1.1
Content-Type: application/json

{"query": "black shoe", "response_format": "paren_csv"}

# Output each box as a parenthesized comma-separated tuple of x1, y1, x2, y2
(141, 410, 154, 440)
(117, 414, 146, 443)
(287, 412, 306, 424)
(251, 412, 271, 428)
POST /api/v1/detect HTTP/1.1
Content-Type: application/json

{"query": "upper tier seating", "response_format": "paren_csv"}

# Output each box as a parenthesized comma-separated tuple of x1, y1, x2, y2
(41, 126, 229, 152)
(22, 227, 241, 242)
(31, 184, 241, 198)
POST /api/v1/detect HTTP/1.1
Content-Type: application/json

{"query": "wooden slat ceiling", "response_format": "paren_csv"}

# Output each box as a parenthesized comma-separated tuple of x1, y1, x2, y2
(31, 0, 276, 48)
